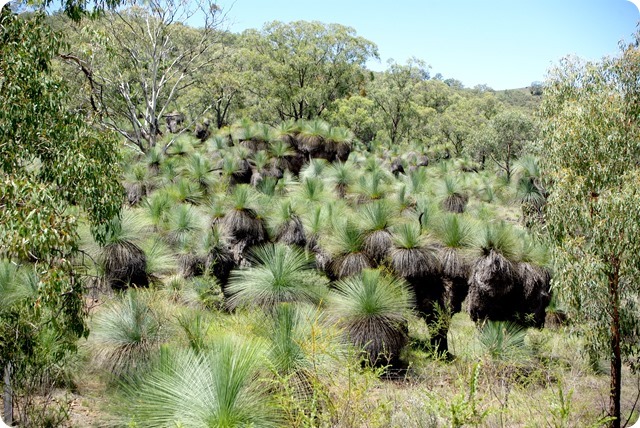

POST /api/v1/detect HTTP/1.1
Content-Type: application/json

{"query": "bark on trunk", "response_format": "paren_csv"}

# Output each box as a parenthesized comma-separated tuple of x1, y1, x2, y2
(3, 363, 12, 426)
(609, 257, 621, 428)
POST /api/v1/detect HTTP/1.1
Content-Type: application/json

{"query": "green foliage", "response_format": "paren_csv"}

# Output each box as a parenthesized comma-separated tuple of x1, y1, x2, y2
(88, 290, 165, 379)
(116, 336, 280, 427)
(433, 213, 476, 249)
(0, 9, 123, 424)
(477, 321, 528, 360)
(226, 244, 328, 310)
(328, 268, 414, 365)
(541, 37, 640, 426)
(447, 362, 490, 428)
(476, 222, 520, 261)
(368, 58, 432, 145)
(241, 20, 377, 121)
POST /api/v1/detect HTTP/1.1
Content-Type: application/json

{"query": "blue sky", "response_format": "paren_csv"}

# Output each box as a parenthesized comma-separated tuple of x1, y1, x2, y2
(222, 0, 639, 90)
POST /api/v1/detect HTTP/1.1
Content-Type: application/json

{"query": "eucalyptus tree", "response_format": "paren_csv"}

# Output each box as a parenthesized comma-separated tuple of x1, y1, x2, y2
(0, 7, 122, 424)
(541, 39, 640, 427)
(60, 0, 225, 153)
(479, 109, 537, 181)
(240, 20, 378, 122)
(437, 94, 501, 157)
(368, 58, 431, 145)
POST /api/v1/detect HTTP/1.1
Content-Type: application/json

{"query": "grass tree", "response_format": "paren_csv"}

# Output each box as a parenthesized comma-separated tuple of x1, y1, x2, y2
(183, 152, 216, 195)
(354, 169, 390, 203)
(388, 223, 448, 355)
(88, 290, 165, 379)
(221, 184, 268, 256)
(300, 158, 330, 180)
(432, 213, 477, 314)
(293, 176, 329, 204)
(123, 162, 155, 206)
(324, 220, 372, 280)
(260, 303, 324, 407)
(82, 209, 151, 291)
(328, 268, 414, 367)
(140, 237, 178, 282)
(467, 222, 521, 323)
(145, 145, 164, 174)
(164, 204, 207, 278)
(297, 119, 331, 161)
(357, 200, 396, 266)
(225, 244, 328, 311)
(326, 125, 354, 162)
(477, 320, 528, 361)
(514, 155, 546, 228)
(115, 336, 280, 427)
(202, 225, 236, 288)
(438, 176, 469, 213)
(269, 199, 307, 248)
(516, 235, 552, 328)
(142, 190, 173, 230)
(165, 176, 204, 205)
(327, 161, 357, 199)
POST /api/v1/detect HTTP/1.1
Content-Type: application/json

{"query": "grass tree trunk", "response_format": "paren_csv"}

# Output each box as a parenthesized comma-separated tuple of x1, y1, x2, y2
(609, 257, 621, 428)
(3, 363, 12, 425)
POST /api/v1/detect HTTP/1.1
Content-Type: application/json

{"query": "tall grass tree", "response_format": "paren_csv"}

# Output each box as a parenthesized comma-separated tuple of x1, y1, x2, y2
(388, 223, 449, 354)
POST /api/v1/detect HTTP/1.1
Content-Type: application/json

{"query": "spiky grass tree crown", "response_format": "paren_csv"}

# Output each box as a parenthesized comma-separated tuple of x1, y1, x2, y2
(477, 320, 528, 361)
(0, 260, 38, 307)
(438, 175, 469, 213)
(389, 223, 441, 279)
(476, 222, 521, 261)
(165, 134, 196, 157)
(517, 234, 550, 268)
(324, 219, 367, 257)
(165, 204, 207, 251)
(115, 335, 280, 428)
(516, 177, 546, 209)
(300, 158, 330, 179)
(225, 244, 328, 311)
(293, 176, 328, 203)
(357, 200, 395, 265)
(89, 290, 165, 379)
(355, 169, 390, 202)
(268, 198, 306, 247)
(183, 153, 215, 192)
(228, 184, 258, 212)
(261, 303, 317, 377)
(358, 200, 395, 233)
(143, 146, 164, 177)
(391, 222, 426, 250)
(328, 268, 414, 365)
(165, 177, 204, 205)
(327, 161, 357, 198)
(514, 155, 541, 181)
(269, 139, 295, 159)
(433, 213, 477, 249)
(143, 190, 172, 229)
(414, 197, 442, 231)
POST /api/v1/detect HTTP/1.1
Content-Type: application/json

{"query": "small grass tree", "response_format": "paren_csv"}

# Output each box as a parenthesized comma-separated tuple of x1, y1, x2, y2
(540, 38, 640, 428)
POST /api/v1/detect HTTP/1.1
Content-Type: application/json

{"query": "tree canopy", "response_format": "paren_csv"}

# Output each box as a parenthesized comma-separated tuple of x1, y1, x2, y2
(241, 20, 378, 122)
(541, 38, 640, 428)
(0, 7, 123, 422)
